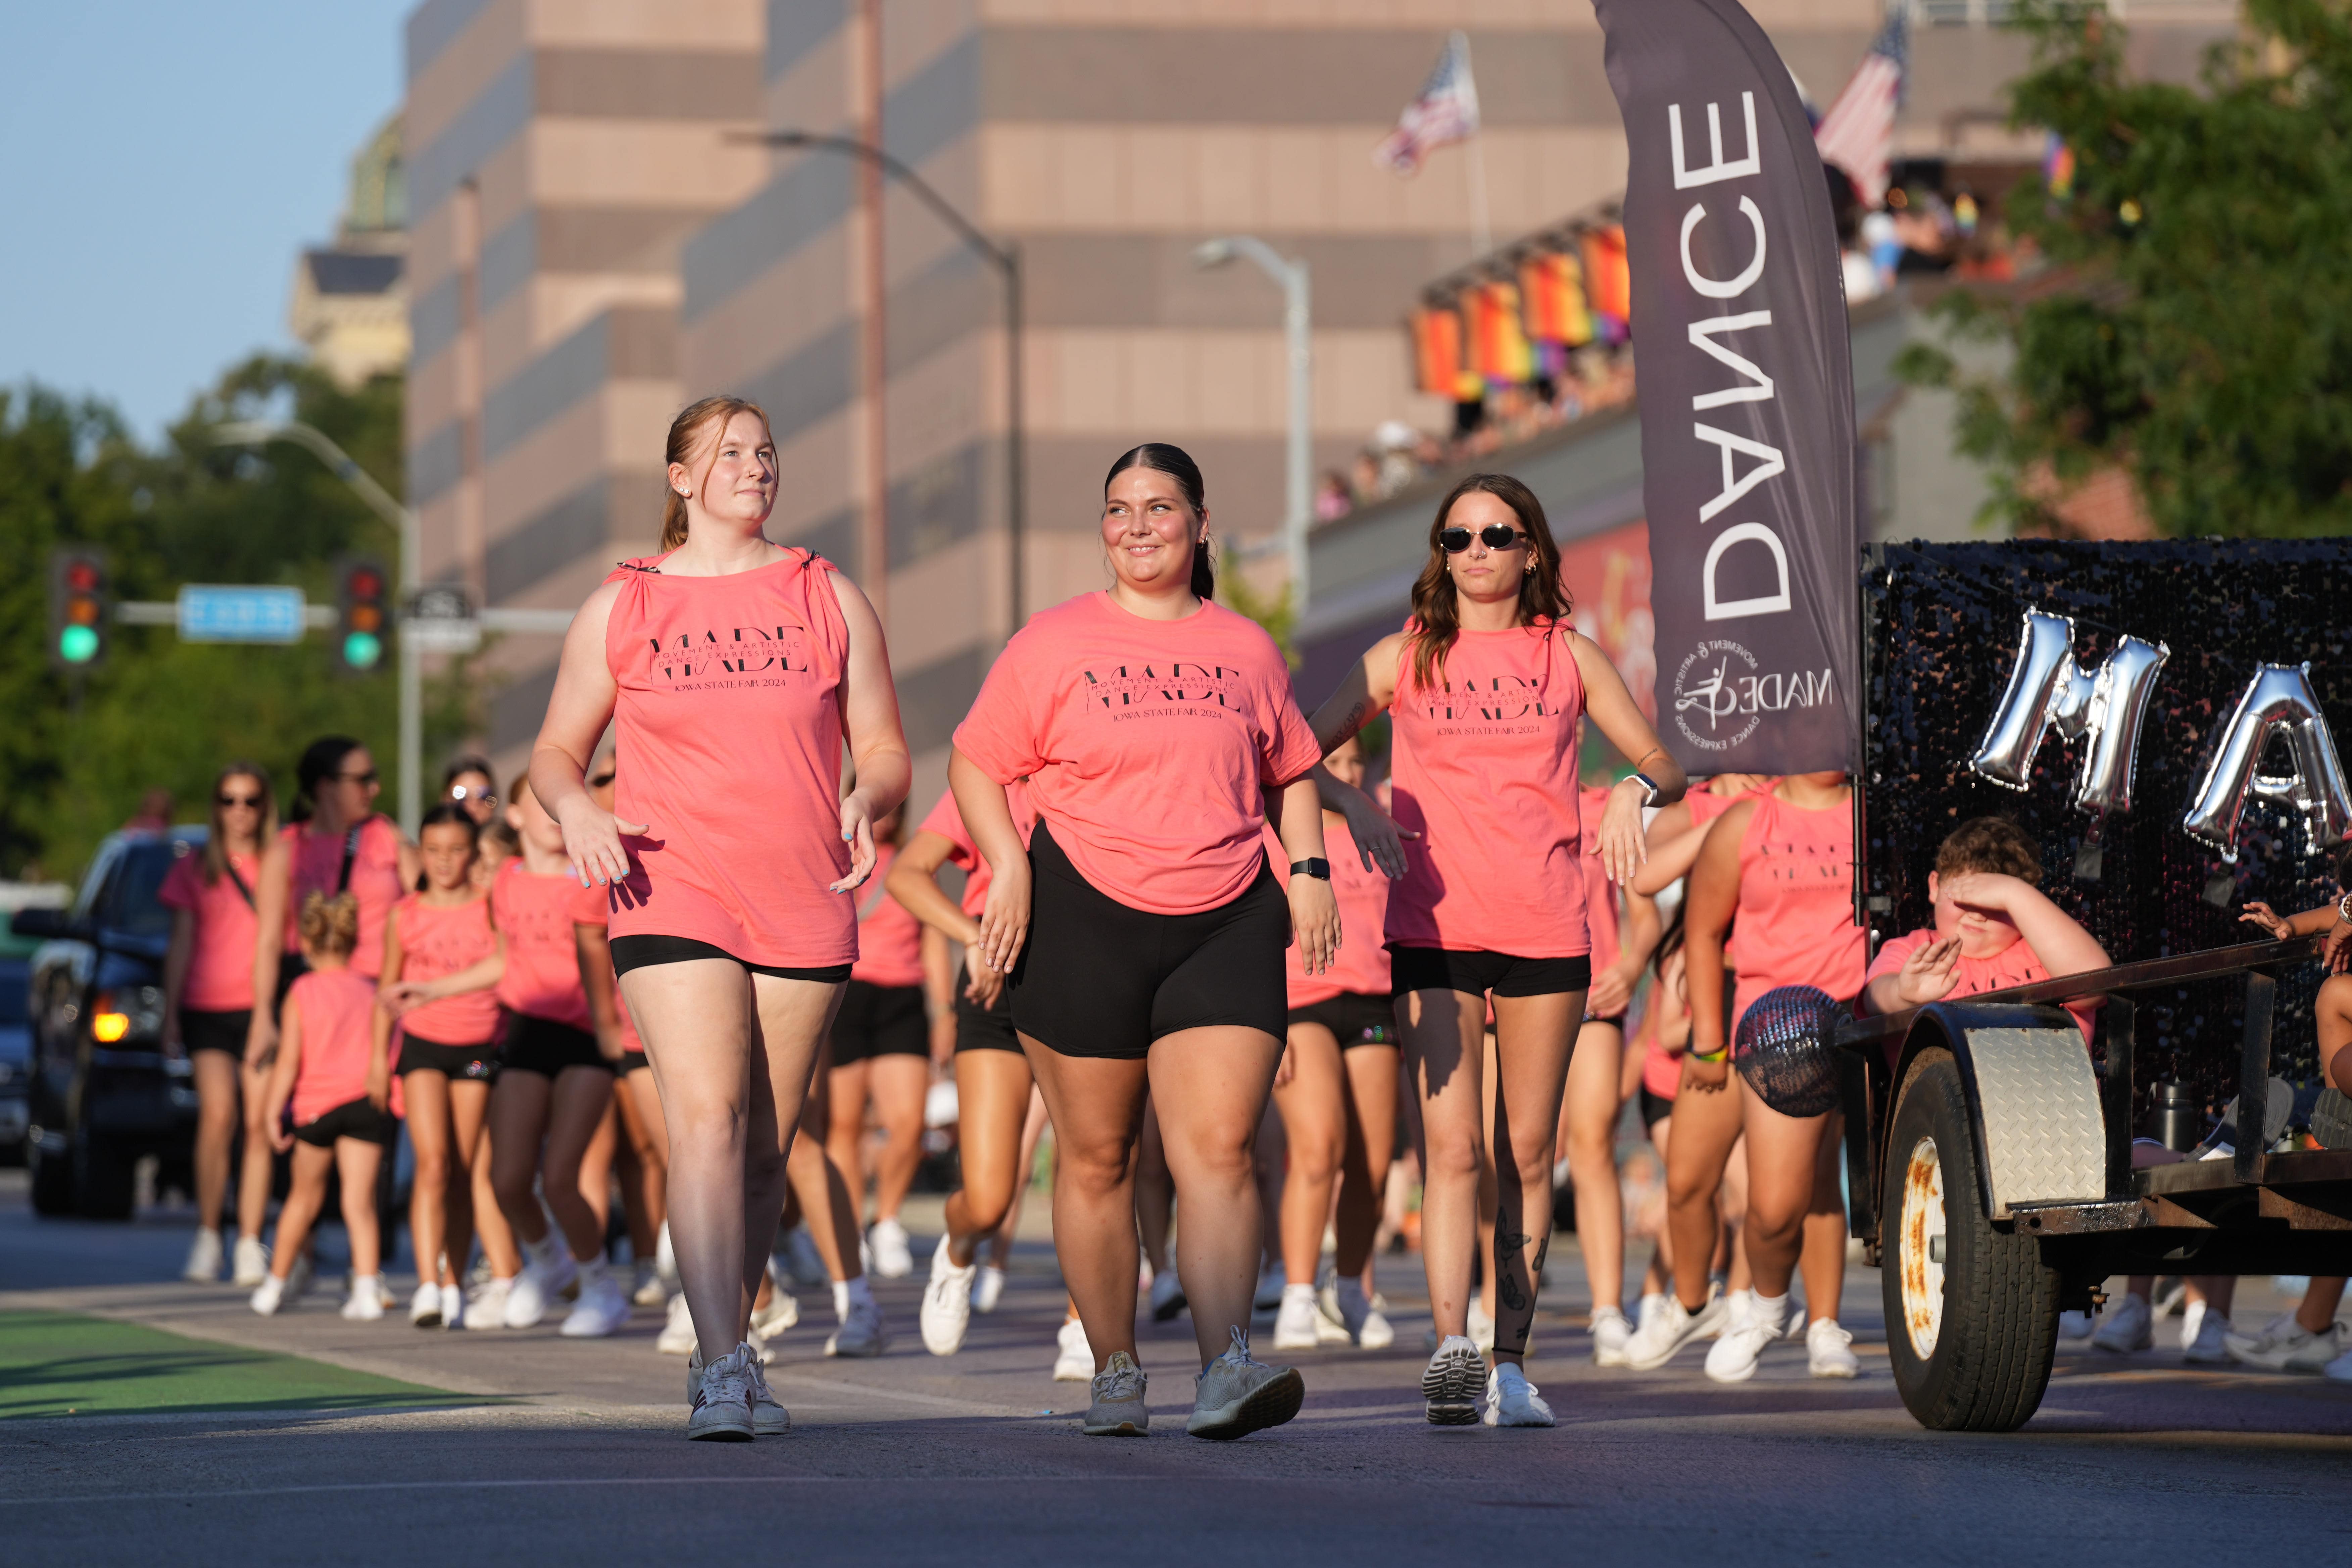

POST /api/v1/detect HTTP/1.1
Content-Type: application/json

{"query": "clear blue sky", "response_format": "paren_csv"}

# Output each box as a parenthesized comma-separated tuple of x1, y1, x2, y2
(0, 1, 414, 441)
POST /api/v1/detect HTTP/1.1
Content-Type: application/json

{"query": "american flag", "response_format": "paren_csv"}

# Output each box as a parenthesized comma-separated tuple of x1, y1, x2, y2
(1814, 8, 1909, 207)
(1373, 31, 1481, 176)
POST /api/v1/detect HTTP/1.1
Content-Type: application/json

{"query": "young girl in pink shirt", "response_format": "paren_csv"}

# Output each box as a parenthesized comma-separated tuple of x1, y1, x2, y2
(251, 893, 393, 1320)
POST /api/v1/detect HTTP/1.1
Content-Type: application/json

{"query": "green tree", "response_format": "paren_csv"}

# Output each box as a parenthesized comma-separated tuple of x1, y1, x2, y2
(1896, 0, 2352, 537)
(0, 358, 409, 881)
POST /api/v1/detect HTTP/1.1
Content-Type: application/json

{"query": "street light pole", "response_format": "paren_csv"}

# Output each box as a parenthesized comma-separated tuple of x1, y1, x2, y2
(1193, 237, 1312, 612)
(215, 419, 422, 834)
(742, 129, 1025, 633)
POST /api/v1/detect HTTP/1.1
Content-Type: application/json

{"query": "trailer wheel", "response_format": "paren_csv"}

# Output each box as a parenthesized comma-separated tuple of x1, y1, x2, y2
(1881, 1050, 2060, 1432)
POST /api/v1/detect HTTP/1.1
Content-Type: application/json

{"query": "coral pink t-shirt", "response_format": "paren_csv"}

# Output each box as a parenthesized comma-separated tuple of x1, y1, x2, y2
(850, 843, 925, 989)
(1268, 817, 1391, 1006)
(602, 549, 857, 968)
(915, 781, 1036, 920)
(953, 592, 1322, 917)
(1579, 785, 1622, 976)
(1867, 927, 2098, 1041)
(1385, 619, 1589, 957)
(158, 847, 261, 1012)
(491, 859, 599, 1031)
(286, 968, 382, 1124)
(1642, 1034, 1683, 1098)
(1724, 791, 1867, 1027)
(390, 893, 501, 1046)
(283, 816, 405, 979)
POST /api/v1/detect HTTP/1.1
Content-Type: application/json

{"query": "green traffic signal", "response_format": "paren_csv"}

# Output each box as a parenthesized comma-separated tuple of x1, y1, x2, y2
(58, 625, 100, 664)
(343, 631, 383, 670)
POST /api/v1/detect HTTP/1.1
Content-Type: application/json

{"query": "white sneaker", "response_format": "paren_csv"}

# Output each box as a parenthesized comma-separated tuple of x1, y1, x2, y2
(1323, 1278, 1393, 1349)
(657, 1292, 697, 1355)
(1590, 1304, 1633, 1367)
(440, 1284, 465, 1331)
(1807, 1318, 1860, 1378)
(341, 1274, 386, 1321)
(504, 1251, 579, 1329)
(1149, 1268, 1188, 1322)
(783, 1226, 829, 1287)
(1704, 1294, 1779, 1383)
(920, 1235, 978, 1356)
(1482, 1362, 1555, 1427)
(2178, 1296, 2208, 1353)
(689, 1343, 788, 1437)
(2226, 1311, 2349, 1371)
(561, 1265, 630, 1337)
(632, 1260, 667, 1308)
(1623, 1286, 1731, 1370)
(1082, 1350, 1150, 1436)
(824, 1296, 888, 1358)
(1188, 1326, 1304, 1439)
(973, 1264, 1007, 1315)
(1421, 1333, 1486, 1425)
(2325, 1346, 2352, 1383)
(232, 1235, 270, 1288)
(2182, 1309, 2233, 1364)
(750, 1289, 799, 1343)
(1272, 1284, 1325, 1351)
(410, 1281, 443, 1327)
(1636, 1292, 1667, 1336)
(2093, 1292, 2154, 1353)
(464, 1277, 512, 1330)
(182, 1228, 223, 1283)
(686, 1343, 756, 1442)
(250, 1274, 286, 1316)
(1466, 1296, 1496, 1354)
(2058, 1310, 2095, 1341)
(868, 1218, 915, 1279)
(1053, 1316, 1094, 1381)
(1253, 1266, 1285, 1311)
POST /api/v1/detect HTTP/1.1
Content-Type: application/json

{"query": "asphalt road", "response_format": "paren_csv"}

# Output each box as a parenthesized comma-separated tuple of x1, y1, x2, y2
(5, 1170, 2350, 1567)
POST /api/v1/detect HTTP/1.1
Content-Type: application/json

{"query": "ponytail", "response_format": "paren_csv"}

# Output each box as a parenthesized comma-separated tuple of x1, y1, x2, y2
(660, 395, 774, 551)
(1190, 532, 1215, 601)
(1105, 442, 1213, 603)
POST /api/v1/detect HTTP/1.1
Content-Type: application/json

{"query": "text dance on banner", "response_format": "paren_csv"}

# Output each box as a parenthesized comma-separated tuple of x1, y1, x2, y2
(1594, 0, 1861, 775)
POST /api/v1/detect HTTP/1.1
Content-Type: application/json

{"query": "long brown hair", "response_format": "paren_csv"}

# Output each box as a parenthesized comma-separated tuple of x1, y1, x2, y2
(1404, 472, 1570, 690)
(203, 762, 278, 885)
(660, 395, 774, 551)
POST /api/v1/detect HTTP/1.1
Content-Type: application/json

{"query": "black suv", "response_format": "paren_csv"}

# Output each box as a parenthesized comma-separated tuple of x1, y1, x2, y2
(14, 829, 204, 1217)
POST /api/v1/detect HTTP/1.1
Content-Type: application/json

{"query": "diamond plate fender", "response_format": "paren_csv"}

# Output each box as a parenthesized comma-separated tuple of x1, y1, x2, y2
(1892, 1003, 2109, 1221)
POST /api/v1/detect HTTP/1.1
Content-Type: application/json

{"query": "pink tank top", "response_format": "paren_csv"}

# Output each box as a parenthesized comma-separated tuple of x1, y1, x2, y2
(916, 780, 1037, 920)
(849, 843, 924, 989)
(391, 893, 501, 1046)
(1725, 791, 1867, 1026)
(491, 859, 597, 1030)
(1268, 817, 1392, 1006)
(287, 968, 380, 1123)
(602, 549, 856, 968)
(283, 816, 404, 978)
(1385, 619, 1589, 957)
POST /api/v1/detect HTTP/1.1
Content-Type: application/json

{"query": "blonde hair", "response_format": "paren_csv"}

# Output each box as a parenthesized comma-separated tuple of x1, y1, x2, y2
(660, 395, 774, 551)
(297, 891, 360, 958)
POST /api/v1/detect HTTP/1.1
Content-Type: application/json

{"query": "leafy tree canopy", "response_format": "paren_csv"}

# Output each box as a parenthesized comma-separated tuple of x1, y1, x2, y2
(1897, 0, 2352, 537)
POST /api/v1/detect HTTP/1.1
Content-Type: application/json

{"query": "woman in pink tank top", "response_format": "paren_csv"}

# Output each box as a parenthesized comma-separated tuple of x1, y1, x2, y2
(1305, 473, 1685, 1427)
(527, 396, 910, 1440)
(1636, 772, 1867, 1382)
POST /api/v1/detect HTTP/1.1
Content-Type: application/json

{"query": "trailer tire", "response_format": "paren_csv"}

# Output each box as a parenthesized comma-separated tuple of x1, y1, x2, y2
(1881, 1049, 2060, 1432)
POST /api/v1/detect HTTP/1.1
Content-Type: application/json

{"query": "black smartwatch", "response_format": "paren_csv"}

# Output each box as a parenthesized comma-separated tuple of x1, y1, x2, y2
(1289, 858, 1331, 880)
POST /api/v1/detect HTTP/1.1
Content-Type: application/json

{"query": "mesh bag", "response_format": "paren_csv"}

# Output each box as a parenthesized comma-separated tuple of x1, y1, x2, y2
(1732, 985, 1843, 1118)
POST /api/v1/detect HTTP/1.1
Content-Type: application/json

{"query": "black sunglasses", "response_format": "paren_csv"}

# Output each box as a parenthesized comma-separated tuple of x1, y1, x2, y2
(217, 793, 263, 808)
(450, 785, 498, 806)
(588, 772, 616, 790)
(1439, 524, 1530, 553)
(334, 769, 380, 786)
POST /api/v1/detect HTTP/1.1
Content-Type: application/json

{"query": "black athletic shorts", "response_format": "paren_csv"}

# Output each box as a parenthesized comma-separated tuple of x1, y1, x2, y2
(1389, 946, 1593, 1000)
(832, 980, 928, 1063)
(610, 934, 850, 984)
(621, 1047, 649, 1073)
(1286, 992, 1398, 1048)
(292, 1095, 397, 1148)
(1638, 1084, 1674, 1131)
(182, 1008, 253, 1062)
(400, 1031, 499, 1083)
(1583, 1012, 1628, 1032)
(1010, 821, 1289, 1060)
(954, 985, 1021, 1055)
(499, 1010, 613, 1077)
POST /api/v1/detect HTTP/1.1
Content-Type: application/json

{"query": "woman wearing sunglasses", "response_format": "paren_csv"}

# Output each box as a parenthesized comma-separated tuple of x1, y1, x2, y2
(162, 763, 290, 1287)
(1306, 473, 1683, 1428)
(442, 754, 500, 828)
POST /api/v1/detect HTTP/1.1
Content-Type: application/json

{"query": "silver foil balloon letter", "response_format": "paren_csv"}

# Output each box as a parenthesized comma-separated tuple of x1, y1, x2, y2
(1970, 610, 2169, 815)
(2182, 663, 2352, 859)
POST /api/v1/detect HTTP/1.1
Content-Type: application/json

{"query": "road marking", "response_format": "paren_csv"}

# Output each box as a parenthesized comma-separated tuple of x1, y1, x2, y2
(0, 1474, 1342, 1508)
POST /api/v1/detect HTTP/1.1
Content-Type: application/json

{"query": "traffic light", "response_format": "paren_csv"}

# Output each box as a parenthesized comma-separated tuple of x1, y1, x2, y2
(47, 547, 109, 671)
(336, 555, 390, 674)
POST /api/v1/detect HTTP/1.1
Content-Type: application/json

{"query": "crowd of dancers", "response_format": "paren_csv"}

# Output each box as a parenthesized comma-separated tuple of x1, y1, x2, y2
(160, 395, 2352, 1441)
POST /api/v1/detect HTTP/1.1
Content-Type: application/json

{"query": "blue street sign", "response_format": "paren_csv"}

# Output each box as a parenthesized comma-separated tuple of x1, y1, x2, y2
(177, 585, 308, 644)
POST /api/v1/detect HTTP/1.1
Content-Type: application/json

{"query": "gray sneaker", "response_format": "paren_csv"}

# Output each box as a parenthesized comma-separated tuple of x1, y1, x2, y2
(690, 1342, 789, 1432)
(686, 1342, 756, 1442)
(1186, 1327, 1304, 1440)
(1082, 1350, 1149, 1435)
(1422, 1333, 1486, 1425)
